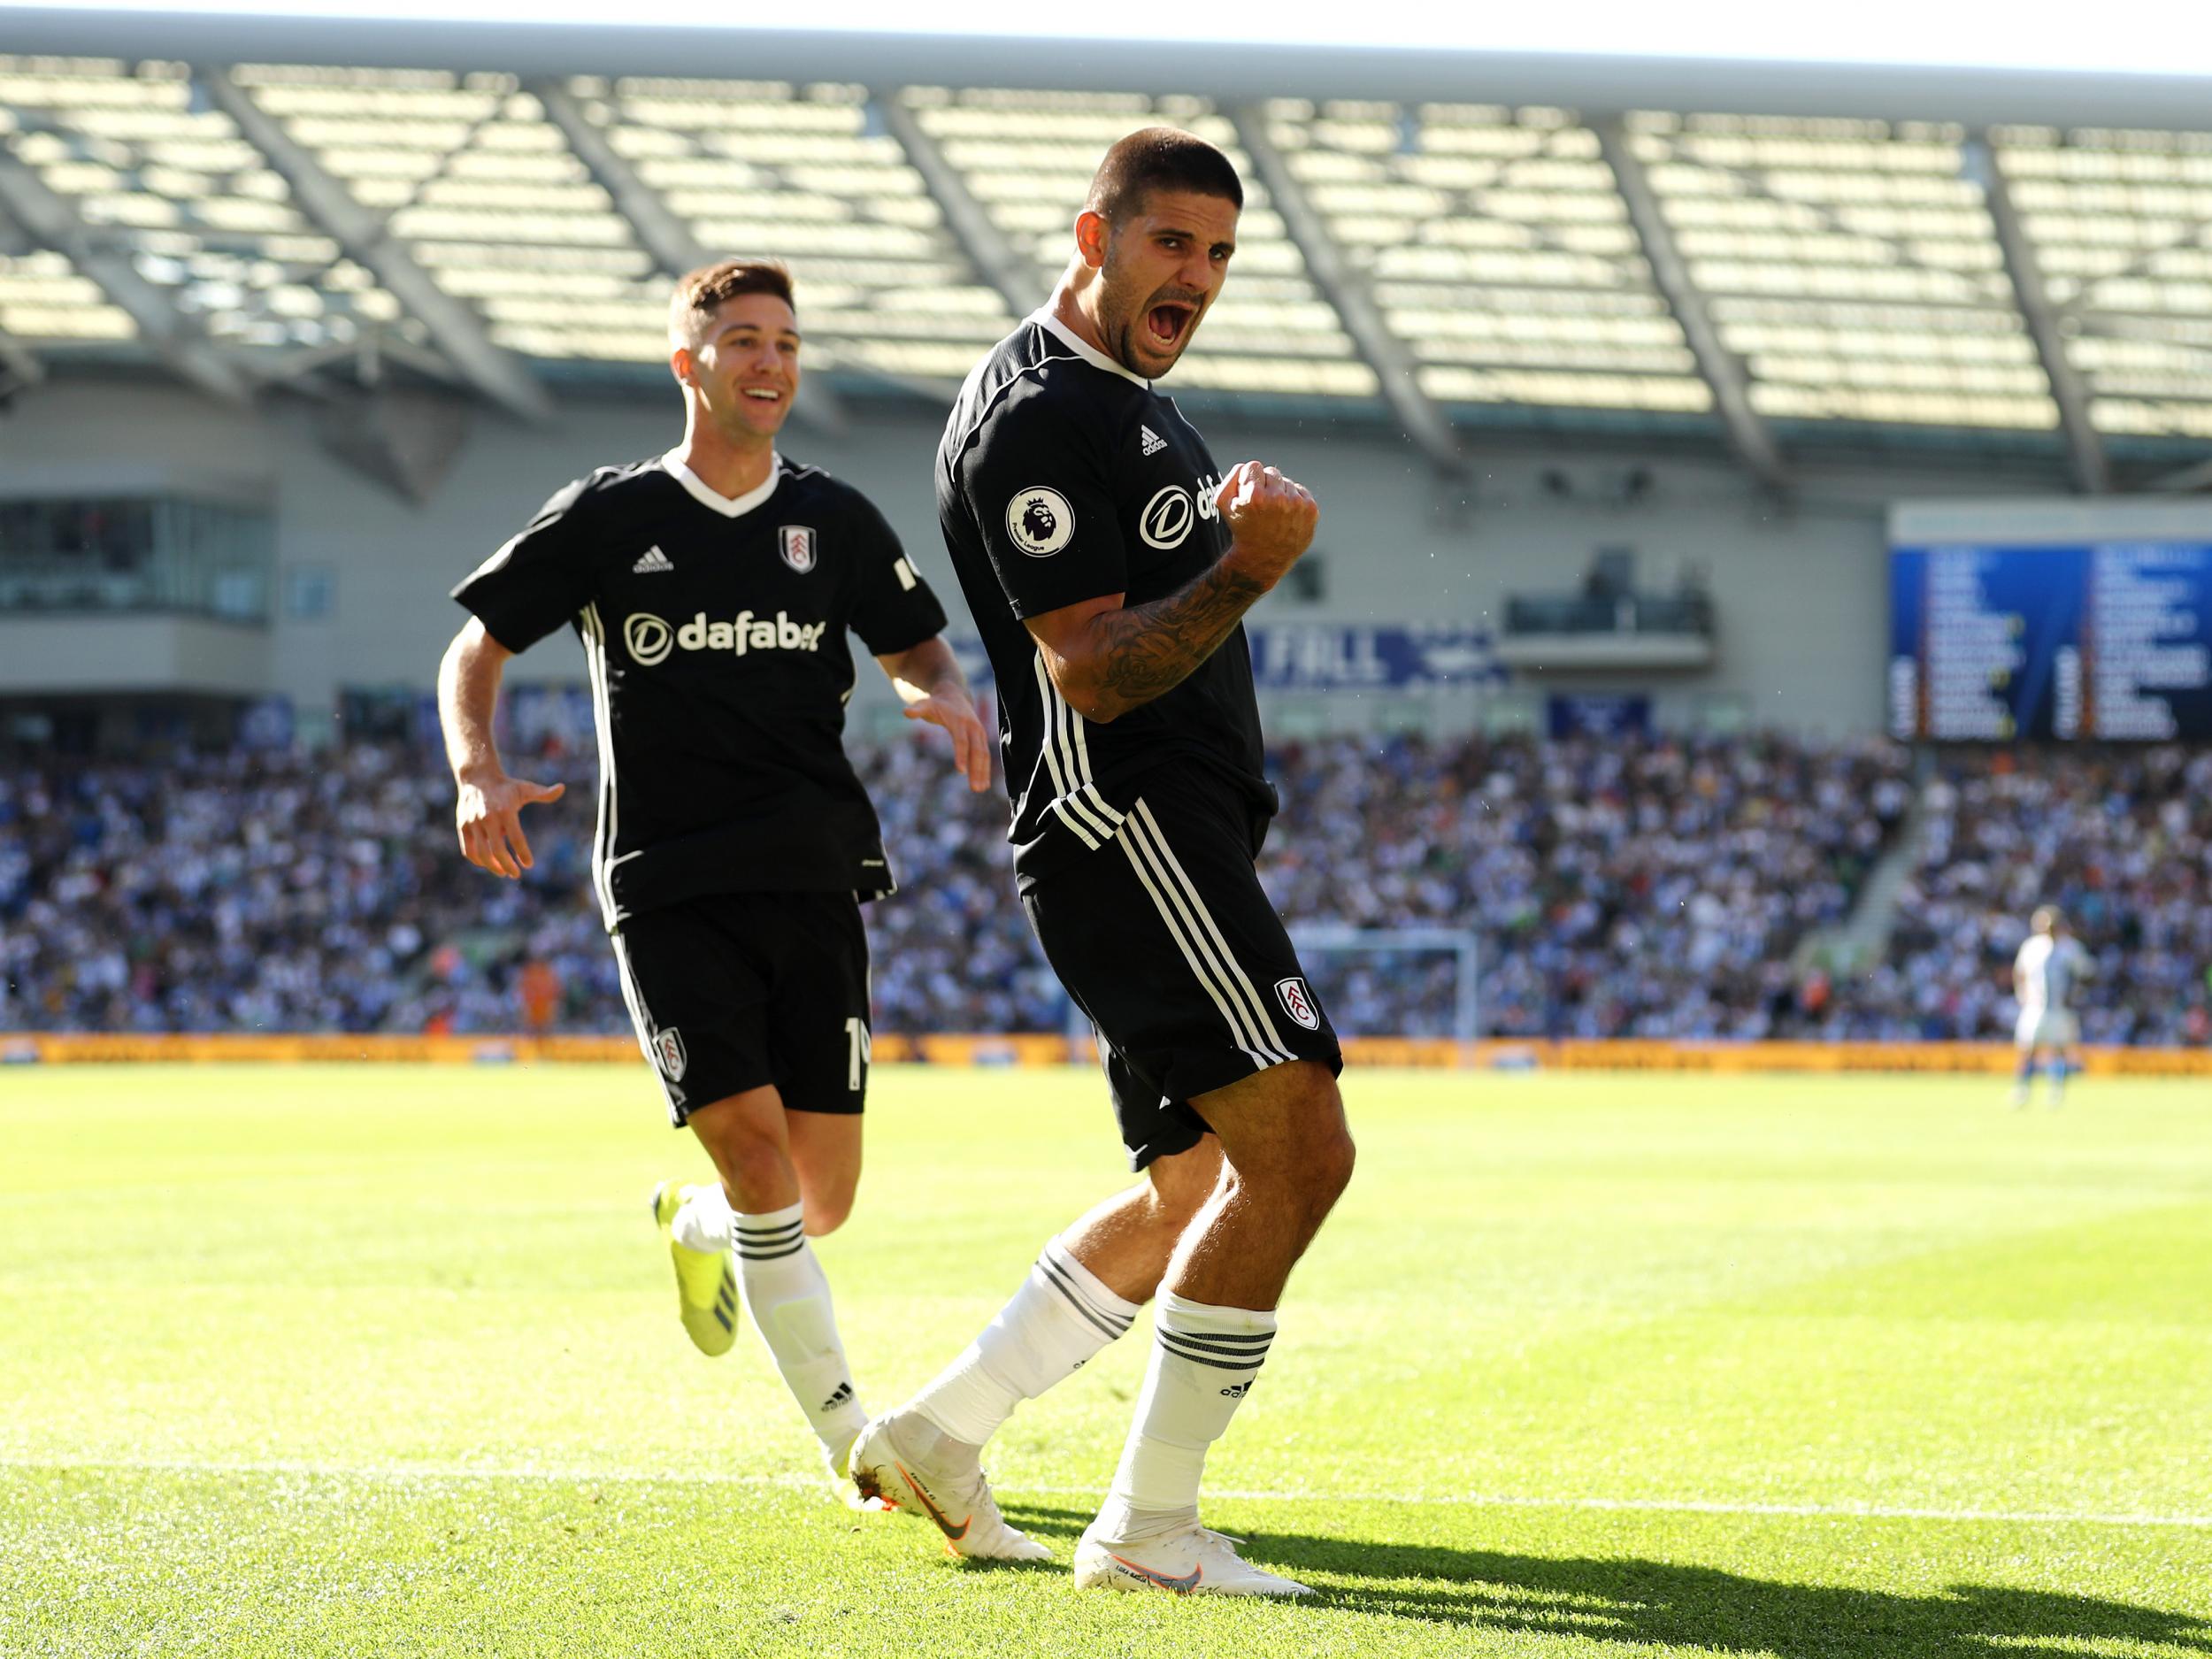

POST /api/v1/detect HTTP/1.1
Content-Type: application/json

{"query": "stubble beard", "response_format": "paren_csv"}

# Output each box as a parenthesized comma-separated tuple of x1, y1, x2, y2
(1104, 276, 1189, 380)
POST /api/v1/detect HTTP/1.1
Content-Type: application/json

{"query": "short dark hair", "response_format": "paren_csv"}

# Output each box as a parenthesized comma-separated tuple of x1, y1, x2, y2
(1085, 126, 1243, 224)
(670, 259, 795, 347)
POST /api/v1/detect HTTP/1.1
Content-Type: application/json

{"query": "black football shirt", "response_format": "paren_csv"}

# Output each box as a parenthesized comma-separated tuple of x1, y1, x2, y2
(937, 311, 1274, 879)
(453, 450, 948, 928)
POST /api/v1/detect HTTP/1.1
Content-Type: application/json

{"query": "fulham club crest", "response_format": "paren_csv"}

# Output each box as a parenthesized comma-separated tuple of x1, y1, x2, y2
(653, 1026, 688, 1082)
(778, 525, 817, 573)
(1275, 977, 1321, 1032)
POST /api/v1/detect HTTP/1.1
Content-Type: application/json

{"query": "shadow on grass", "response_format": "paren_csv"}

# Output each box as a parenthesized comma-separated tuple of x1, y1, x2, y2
(1002, 1502, 2212, 1656)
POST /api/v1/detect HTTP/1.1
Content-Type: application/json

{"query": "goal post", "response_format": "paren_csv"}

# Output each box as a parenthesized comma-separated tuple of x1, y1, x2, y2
(1287, 925, 1481, 1042)
(1055, 924, 1480, 1044)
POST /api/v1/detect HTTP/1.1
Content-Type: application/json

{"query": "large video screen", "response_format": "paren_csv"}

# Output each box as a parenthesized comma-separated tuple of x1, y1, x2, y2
(1889, 538, 2212, 741)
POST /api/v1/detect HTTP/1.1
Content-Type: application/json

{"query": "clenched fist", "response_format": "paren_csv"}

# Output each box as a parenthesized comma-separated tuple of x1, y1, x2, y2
(1215, 461, 1319, 589)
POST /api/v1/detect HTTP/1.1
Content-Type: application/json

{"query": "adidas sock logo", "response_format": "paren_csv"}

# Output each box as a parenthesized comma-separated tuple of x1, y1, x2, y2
(821, 1380, 855, 1411)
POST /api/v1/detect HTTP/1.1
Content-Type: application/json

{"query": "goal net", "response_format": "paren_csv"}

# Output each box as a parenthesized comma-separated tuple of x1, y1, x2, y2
(1287, 926, 1480, 1041)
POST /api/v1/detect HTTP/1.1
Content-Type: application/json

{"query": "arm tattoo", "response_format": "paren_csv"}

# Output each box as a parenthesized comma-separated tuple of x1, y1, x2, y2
(1085, 557, 1270, 718)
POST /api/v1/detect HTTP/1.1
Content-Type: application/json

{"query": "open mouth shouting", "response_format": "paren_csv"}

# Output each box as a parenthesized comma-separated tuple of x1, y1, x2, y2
(1145, 300, 1198, 349)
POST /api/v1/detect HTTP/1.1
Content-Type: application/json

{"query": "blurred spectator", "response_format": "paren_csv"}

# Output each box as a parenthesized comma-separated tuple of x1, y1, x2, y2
(0, 731, 2200, 1044)
(1259, 731, 1909, 1039)
(1838, 746, 2212, 1046)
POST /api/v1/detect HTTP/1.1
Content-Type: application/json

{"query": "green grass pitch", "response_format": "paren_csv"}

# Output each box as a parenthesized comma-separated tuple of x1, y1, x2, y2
(4, 1063, 2210, 1657)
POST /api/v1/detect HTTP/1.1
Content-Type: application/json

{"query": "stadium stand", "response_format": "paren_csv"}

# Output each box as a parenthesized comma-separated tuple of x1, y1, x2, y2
(1266, 99, 1709, 417)
(4, 39, 2210, 1056)
(0, 56, 412, 354)
(1861, 746, 2212, 1046)
(902, 86, 1371, 396)
(2, 730, 1937, 1041)
(4, 48, 2210, 469)
(1995, 125, 2212, 442)
(1630, 112, 2052, 433)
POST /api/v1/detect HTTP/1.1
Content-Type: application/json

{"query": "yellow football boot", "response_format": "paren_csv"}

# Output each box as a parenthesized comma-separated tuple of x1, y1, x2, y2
(649, 1181, 739, 1356)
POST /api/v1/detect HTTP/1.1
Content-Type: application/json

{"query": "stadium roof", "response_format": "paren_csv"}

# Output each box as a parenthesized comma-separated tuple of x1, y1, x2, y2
(4, 10, 2210, 492)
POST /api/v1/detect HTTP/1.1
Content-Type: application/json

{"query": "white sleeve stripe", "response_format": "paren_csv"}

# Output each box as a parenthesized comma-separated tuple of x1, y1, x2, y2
(1118, 827, 1273, 1070)
(1129, 800, 1294, 1062)
(580, 603, 620, 930)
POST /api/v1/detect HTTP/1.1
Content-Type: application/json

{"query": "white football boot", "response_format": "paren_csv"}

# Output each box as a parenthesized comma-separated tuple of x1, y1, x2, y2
(1073, 1522, 1314, 1597)
(848, 1409, 1051, 1561)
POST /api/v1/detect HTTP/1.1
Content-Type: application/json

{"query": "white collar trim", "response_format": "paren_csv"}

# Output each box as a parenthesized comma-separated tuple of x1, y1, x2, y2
(1031, 308, 1150, 389)
(660, 449, 781, 518)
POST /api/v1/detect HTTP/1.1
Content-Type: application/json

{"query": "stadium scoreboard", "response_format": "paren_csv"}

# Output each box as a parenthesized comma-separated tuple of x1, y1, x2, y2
(1888, 502, 2212, 741)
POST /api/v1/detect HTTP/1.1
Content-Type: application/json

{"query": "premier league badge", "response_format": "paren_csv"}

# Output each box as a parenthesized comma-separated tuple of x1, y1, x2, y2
(778, 526, 817, 573)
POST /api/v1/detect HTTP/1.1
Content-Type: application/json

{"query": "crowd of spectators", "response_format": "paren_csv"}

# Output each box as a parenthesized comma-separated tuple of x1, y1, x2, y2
(1260, 732, 1911, 1039)
(0, 729, 2202, 1046)
(1831, 746, 2212, 1046)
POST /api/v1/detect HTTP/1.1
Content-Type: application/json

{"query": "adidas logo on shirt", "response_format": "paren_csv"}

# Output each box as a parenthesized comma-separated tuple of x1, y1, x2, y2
(1140, 425, 1167, 457)
(632, 545, 675, 573)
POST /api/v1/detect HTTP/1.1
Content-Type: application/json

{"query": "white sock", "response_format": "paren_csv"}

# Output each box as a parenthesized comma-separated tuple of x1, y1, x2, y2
(672, 1182, 733, 1253)
(1092, 1292, 1275, 1542)
(910, 1238, 1139, 1447)
(733, 1202, 867, 1459)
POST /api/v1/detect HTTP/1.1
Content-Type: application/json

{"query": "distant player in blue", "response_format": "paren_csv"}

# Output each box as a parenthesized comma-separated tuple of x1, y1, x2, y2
(2012, 906, 2092, 1108)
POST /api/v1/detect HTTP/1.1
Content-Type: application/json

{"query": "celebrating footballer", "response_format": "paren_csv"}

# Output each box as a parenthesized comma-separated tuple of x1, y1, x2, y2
(849, 127, 1356, 1597)
(437, 259, 990, 1502)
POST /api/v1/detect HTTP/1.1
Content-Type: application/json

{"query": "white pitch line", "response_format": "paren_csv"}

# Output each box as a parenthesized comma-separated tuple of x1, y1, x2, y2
(4, 1455, 2208, 1532)
(1015, 1483, 2212, 1532)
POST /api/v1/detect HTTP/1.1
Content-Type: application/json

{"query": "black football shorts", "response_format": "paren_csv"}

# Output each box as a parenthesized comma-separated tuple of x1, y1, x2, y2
(611, 890, 871, 1126)
(1020, 769, 1342, 1170)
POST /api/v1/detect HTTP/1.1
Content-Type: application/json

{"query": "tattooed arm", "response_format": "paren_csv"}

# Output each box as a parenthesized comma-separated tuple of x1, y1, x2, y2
(1025, 461, 1319, 724)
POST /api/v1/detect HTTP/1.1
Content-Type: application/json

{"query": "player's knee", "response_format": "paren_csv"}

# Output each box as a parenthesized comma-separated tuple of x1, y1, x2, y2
(1288, 1079, 1355, 1219)
(1308, 1122, 1356, 1212)
(710, 1132, 795, 1211)
(802, 1184, 856, 1235)
(1146, 1139, 1223, 1226)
